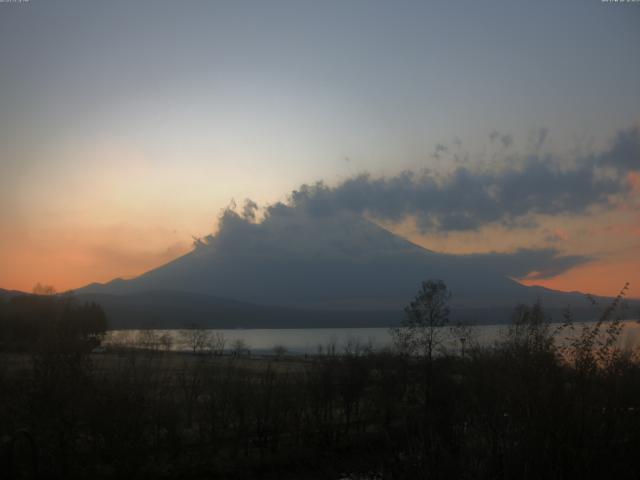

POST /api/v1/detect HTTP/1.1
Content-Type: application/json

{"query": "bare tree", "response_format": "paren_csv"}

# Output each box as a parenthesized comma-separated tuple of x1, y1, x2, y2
(32, 283, 56, 295)
(391, 279, 451, 361)
(231, 338, 250, 356)
(209, 331, 227, 356)
(504, 299, 553, 354)
(342, 337, 373, 357)
(159, 332, 173, 352)
(180, 326, 212, 354)
(272, 344, 287, 360)
(137, 329, 161, 352)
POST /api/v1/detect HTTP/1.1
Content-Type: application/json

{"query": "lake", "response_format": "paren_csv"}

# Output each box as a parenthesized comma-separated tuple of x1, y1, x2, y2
(105, 320, 640, 355)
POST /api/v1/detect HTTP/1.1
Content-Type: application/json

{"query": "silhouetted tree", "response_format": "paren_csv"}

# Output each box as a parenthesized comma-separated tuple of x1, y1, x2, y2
(32, 283, 56, 296)
(392, 279, 451, 360)
(210, 331, 227, 355)
(505, 299, 553, 354)
(180, 325, 212, 354)
(0, 294, 106, 352)
(231, 338, 250, 356)
(272, 344, 287, 359)
(159, 332, 173, 352)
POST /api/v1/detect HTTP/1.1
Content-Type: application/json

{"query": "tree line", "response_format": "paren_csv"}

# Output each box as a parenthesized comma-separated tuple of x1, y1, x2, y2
(0, 291, 107, 352)
(0, 281, 638, 479)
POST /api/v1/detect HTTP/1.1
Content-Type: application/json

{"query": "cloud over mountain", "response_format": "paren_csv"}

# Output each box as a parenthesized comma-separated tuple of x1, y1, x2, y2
(179, 125, 638, 287)
(181, 126, 640, 288)
(272, 126, 639, 232)
(80, 126, 640, 312)
(200, 205, 590, 282)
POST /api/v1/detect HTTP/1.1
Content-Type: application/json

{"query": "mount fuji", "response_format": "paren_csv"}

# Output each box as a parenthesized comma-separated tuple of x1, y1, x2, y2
(76, 210, 606, 328)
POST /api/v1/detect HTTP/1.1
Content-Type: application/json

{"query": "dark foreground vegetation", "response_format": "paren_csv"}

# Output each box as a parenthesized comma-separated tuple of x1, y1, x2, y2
(1, 285, 639, 479)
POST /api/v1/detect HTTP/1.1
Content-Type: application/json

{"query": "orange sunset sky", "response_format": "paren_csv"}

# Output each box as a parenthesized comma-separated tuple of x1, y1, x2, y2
(1, 1, 639, 298)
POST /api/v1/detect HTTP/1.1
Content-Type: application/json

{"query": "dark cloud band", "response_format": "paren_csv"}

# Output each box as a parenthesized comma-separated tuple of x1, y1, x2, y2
(281, 126, 639, 232)
(196, 126, 639, 282)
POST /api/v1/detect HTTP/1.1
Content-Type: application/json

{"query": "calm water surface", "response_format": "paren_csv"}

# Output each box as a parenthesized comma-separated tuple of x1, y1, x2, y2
(105, 320, 640, 355)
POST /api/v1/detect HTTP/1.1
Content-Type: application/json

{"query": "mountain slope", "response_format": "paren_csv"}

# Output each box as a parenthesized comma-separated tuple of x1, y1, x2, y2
(0, 288, 28, 299)
(78, 212, 595, 317)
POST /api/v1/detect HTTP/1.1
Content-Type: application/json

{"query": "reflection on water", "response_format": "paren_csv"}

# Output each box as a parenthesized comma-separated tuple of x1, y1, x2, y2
(104, 320, 640, 355)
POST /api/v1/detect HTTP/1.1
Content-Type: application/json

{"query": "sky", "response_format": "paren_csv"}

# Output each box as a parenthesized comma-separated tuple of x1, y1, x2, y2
(0, 0, 639, 297)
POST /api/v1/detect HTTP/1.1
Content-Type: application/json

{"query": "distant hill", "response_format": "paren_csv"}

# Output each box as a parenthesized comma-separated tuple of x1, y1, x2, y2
(76, 289, 635, 330)
(0, 288, 28, 299)
(75, 290, 402, 329)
